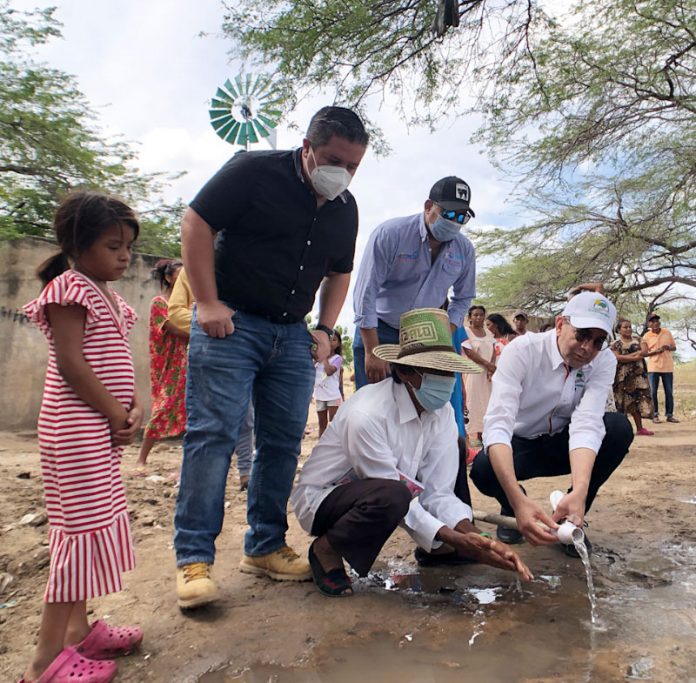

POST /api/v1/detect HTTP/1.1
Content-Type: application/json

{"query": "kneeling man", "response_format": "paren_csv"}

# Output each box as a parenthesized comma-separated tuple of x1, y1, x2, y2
(470, 292, 633, 556)
(291, 308, 532, 597)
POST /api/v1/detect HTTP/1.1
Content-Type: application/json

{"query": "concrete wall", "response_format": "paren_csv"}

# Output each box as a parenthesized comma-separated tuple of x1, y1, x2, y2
(0, 238, 162, 430)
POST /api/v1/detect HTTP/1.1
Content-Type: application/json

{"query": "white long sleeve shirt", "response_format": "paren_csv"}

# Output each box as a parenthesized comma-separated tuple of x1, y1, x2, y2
(291, 379, 473, 551)
(483, 329, 616, 454)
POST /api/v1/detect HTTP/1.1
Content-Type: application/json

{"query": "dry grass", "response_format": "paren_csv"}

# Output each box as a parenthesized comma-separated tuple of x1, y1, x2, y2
(675, 359, 696, 419)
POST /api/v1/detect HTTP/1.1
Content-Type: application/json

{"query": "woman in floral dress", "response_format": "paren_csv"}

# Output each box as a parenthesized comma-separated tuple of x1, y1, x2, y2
(137, 260, 188, 465)
(611, 319, 654, 436)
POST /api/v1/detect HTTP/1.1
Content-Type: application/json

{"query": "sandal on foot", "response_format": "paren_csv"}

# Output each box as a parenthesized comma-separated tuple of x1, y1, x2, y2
(75, 620, 143, 660)
(19, 647, 117, 683)
(308, 541, 353, 597)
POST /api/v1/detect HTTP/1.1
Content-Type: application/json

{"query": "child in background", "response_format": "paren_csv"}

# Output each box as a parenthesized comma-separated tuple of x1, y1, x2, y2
(313, 332, 343, 437)
(20, 191, 144, 683)
(136, 259, 187, 467)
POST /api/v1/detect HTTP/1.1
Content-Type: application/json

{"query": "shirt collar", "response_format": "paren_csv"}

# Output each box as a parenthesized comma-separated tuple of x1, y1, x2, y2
(393, 380, 420, 424)
(292, 147, 348, 204)
(419, 213, 430, 242)
(545, 329, 567, 370)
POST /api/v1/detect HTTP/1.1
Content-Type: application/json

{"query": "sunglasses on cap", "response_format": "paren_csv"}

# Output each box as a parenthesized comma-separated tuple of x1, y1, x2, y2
(439, 207, 473, 225)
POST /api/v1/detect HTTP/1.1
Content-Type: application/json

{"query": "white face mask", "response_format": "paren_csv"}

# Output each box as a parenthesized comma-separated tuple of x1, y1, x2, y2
(308, 150, 353, 200)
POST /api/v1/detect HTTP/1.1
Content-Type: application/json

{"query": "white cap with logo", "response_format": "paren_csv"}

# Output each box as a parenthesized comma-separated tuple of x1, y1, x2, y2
(562, 291, 616, 335)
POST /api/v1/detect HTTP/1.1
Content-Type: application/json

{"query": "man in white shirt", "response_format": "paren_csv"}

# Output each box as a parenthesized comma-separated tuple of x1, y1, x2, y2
(470, 292, 633, 557)
(291, 308, 532, 597)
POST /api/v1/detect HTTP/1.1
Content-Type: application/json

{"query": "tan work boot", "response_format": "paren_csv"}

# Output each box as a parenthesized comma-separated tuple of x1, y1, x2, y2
(239, 545, 311, 581)
(176, 562, 217, 609)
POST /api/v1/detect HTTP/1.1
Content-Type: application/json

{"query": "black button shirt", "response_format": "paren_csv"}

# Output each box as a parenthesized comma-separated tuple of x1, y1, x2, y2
(188, 149, 359, 324)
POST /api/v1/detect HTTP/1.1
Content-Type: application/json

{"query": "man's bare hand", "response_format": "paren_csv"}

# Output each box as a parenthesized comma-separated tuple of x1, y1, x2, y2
(365, 351, 390, 384)
(197, 301, 235, 338)
(551, 489, 585, 528)
(310, 329, 331, 363)
(513, 497, 559, 546)
(448, 532, 534, 581)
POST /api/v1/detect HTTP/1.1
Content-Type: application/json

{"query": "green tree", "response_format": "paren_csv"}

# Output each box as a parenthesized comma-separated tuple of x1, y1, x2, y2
(222, 0, 695, 310)
(0, 2, 184, 255)
(473, 0, 695, 312)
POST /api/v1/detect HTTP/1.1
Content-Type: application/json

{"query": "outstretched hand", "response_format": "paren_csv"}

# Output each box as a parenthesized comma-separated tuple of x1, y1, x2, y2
(449, 531, 534, 581)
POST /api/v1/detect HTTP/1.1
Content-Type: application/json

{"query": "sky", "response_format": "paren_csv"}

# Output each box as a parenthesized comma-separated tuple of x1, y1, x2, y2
(12, 0, 529, 331)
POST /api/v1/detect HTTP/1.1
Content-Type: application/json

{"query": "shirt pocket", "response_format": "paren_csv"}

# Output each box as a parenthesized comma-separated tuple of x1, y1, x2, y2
(442, 254, 464, 276)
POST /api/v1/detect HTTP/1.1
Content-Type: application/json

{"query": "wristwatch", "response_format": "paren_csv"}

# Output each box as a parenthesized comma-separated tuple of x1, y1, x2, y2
(314, 324, 334, 339)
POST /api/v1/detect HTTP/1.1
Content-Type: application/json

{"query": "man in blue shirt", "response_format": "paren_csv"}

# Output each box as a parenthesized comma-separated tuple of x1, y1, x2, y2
(352, 176, 477, 389)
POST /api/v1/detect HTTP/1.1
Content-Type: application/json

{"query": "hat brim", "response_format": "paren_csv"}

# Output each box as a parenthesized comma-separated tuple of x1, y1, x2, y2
(568, 315, 611, 335)
(436, 201, 475, 217)
(372, 344, 483, 374)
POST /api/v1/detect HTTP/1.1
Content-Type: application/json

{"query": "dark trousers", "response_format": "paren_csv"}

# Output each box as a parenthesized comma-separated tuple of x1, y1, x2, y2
(470, 413, 633, 515)
(311, 478, 412, 576)
(648, 372, 674, 417)
(310, 440, 474, 576)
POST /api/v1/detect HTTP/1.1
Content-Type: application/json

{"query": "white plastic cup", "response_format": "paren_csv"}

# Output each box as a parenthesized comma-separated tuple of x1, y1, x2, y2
(550, 489, 565, 512)
(549, 490, 585, 544)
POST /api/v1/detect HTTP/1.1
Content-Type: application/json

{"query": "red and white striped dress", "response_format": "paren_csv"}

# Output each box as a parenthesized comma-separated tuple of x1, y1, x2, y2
(24, 270, 137, 603)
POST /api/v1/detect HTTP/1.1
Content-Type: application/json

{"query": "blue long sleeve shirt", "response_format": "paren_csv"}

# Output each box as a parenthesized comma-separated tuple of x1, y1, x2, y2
(353, 212, 476, 329)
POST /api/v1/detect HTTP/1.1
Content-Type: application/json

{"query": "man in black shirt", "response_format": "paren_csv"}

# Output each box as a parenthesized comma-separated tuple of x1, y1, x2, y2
(174, 106, 369, 608)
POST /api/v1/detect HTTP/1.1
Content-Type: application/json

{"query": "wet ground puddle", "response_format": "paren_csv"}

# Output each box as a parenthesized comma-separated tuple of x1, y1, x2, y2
(198, 540, 696, 682)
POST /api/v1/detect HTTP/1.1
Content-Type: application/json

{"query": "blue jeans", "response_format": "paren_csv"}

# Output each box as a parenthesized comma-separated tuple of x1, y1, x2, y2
(648, 372, 674, 417)
(174, 308, 315, 565)
(235, 403, 255, 477)
(352, 319, 400, 390)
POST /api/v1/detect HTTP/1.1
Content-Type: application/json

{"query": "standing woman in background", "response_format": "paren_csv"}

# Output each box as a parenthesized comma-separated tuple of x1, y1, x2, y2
(611, 319, 654, 436)
(486, 313, 518, 359)
(136, 259, 188, 467)
(462, 305, 496, 442)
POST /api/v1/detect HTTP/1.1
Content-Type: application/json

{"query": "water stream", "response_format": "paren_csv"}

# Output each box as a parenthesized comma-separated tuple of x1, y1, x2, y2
(573, 535, 598, 626)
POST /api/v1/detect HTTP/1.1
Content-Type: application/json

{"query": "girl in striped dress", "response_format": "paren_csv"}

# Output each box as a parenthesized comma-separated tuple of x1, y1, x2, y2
(20, 192, 144, 683)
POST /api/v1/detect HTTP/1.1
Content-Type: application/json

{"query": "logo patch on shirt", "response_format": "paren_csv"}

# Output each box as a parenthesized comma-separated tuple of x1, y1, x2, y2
(455, 183, 469, 201)
(398, 250, 418, 261)
(574, 370, 586, 389)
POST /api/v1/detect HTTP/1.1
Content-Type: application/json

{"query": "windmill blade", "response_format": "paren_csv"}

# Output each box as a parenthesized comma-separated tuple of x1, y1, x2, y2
(223, 78, 239, 98)
(252, 119, 271, 138)
(223, 121, 242, 145)
(256, 112, 279, 130)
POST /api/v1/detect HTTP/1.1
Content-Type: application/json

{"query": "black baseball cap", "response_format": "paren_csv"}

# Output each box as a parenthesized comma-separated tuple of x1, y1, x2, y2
(429, 176, 475, 215)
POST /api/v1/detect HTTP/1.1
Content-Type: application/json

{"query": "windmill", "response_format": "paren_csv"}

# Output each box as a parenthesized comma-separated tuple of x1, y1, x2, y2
(208, 74, 281, 150)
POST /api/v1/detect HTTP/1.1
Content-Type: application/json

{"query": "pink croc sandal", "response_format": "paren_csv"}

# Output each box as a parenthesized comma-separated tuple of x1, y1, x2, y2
(75, 620, 143, 660)
(18, 646, 117, 683)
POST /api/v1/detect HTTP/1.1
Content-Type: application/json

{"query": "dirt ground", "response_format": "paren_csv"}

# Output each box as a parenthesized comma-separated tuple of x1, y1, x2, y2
(1, 376, 695, 682)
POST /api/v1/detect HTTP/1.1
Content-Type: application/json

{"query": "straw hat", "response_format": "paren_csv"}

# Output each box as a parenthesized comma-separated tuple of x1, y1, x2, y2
(372, 308, 482, 374)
